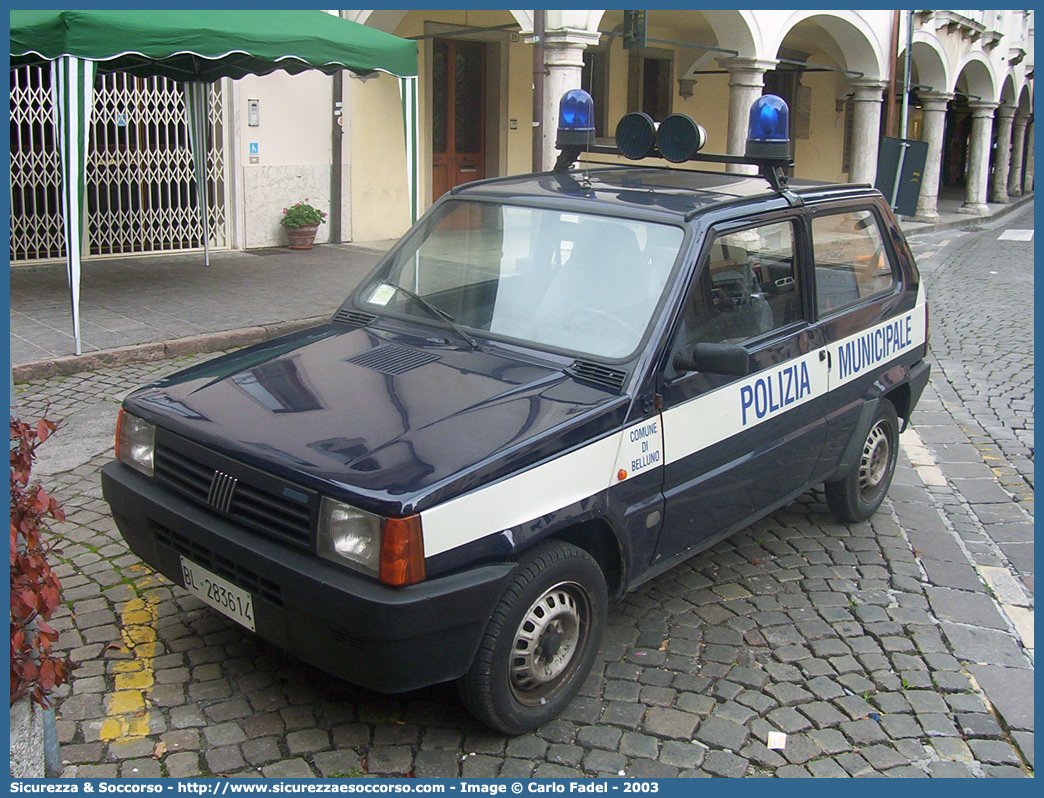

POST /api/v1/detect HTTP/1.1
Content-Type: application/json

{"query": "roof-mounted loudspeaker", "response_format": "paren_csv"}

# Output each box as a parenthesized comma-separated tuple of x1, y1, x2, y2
(615, 112, 657, 160)
(656, 114, 707, 163)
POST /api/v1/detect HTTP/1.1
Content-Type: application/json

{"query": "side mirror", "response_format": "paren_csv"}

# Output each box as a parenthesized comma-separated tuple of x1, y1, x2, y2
(673, 342, 750, 377)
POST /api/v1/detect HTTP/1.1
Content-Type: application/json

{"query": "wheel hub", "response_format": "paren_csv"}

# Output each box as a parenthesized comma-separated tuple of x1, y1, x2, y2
(859, 420, 890, 493)
(510, 583, 586, 703)
(538, 627, 564, 659)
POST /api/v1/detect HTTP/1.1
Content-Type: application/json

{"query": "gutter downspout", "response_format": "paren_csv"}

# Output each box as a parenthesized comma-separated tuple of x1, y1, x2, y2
(330, 10, 345, 243)
(331, 70, 343, 243)
(532, 9, 545, 172)
(885, 9, 901, 137)
(890, 10, 914, 211)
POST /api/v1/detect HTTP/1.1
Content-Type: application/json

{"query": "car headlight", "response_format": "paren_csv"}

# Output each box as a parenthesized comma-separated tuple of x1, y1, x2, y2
(116, 409, 155, 477)
(318, 498, 382, 576)
(318, 497, 425, 586)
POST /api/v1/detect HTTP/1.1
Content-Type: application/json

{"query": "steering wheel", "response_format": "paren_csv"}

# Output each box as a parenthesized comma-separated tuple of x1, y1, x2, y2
(570, 308, 642, 340)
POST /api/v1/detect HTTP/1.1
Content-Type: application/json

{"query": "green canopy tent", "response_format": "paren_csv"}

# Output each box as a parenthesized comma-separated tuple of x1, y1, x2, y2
(10, 9, 419, 355)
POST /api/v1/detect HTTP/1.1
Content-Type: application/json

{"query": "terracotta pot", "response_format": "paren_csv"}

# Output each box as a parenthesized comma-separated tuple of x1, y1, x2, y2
(286, 223, 320, 250)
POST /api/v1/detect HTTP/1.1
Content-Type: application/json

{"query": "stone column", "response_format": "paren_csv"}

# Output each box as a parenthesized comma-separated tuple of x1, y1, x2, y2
(914, 92, 953, 222)
(540, 28, 602, 172)
(720, 58, 777, 174)
(848, 80, 888, 185)
(1023, 121, 1034, 192)
(1008, 113, 1030, 197)
(990, 104, 1016, 203)
(960, 101, 998, 215)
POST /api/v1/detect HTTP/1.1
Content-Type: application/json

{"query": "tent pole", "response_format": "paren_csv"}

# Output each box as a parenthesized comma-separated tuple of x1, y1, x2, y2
(183, 82, 211, 266)
(52, 56, 95, 357)
(399, 76, 419, 224)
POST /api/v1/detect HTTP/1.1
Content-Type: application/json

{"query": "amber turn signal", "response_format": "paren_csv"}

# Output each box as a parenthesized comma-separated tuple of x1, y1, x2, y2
(379, 515, 425, 586)
(114, 408, 125, 460)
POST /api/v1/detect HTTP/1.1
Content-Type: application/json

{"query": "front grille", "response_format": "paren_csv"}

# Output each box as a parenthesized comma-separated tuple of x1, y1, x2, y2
(152, 521, 283, 606)
(153, 441, 314, 549)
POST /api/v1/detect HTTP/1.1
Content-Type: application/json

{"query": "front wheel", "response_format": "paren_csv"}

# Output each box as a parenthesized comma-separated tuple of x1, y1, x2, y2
(458, 541, 607, 735)
(826, 399, 900, 523)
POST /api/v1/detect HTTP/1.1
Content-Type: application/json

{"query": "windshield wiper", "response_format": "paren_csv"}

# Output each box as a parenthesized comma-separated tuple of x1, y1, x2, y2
(387, 283, 478, 350)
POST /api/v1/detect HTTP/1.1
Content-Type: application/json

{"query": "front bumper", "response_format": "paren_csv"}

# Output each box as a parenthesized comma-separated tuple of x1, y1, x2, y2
(101, 461, 516, 693)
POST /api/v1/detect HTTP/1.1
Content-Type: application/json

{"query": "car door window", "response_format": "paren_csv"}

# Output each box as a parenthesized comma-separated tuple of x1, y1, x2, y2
(667, 220, 800, 378)
(812, 209, 897, 315)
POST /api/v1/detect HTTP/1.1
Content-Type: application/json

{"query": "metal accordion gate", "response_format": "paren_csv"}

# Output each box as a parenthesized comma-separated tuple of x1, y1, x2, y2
(10, 66, 231, 262)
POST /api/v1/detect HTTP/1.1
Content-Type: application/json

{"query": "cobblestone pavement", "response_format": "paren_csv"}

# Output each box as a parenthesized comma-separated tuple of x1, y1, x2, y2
(912, 204, 1034, 503)
(15, 211, 1033, 779)
(907, 205, 1034, 599)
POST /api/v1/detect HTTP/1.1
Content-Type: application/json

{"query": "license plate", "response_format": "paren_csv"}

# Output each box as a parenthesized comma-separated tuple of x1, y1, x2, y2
(180, 557, 255, 631)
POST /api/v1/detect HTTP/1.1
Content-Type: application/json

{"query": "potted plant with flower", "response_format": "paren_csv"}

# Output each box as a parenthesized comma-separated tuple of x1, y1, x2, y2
(280, 199, 328, 250)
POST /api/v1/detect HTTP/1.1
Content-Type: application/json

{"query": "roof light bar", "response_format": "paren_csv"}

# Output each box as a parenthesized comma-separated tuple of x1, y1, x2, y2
(552, 91, 795, 197)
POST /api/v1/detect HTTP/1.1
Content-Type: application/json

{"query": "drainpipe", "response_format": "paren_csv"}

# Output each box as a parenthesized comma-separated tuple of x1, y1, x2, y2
(532, 9, 546, 172)
(885, 9, 901, 137)
(890, 10, 914, 211)
(330, 10, 345, 243)
(331, 70, 343, 243)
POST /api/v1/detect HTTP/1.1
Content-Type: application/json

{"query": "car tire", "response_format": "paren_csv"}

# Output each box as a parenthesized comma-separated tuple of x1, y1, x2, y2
(457, 541, 607, 735)
(826, 399, 900, 523)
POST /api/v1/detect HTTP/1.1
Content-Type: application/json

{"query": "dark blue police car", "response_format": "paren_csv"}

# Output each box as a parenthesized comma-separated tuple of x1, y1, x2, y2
(102, 93, 929, 734)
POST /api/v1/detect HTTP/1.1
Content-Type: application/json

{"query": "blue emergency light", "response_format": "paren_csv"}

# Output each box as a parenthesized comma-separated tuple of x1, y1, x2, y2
(745, 95, 790, 160)
(556, 89, 595, 148)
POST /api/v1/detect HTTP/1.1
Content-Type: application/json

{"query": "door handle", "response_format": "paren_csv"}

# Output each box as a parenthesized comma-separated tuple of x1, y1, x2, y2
(459, 165, 478, 173)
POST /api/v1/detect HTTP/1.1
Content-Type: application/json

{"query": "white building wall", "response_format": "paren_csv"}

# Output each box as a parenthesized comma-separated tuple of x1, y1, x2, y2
(236, 71, 346, 249)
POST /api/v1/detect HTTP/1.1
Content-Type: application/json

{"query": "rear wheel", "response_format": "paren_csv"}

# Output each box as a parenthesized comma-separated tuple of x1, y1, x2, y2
(826, 399, 899, 523)
(458, 541, 607, 735)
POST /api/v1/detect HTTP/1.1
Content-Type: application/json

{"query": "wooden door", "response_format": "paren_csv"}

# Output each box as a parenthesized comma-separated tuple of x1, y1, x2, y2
(432, 39, 486, 202)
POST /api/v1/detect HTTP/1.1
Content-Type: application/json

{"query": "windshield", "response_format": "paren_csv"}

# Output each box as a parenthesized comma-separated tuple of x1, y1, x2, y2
(358, 201, 685, 360)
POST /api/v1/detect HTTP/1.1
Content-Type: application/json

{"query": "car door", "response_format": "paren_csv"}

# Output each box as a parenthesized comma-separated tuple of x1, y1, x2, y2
(652, 213, 829, 565)
(808, 204, 914, 479)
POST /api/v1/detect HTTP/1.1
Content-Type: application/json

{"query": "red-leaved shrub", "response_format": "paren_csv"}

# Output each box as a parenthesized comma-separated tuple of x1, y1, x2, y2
(10, 414, 72, 706)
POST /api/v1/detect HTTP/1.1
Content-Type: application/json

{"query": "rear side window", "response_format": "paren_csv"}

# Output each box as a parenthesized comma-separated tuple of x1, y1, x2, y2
(812, 209, 896, 315)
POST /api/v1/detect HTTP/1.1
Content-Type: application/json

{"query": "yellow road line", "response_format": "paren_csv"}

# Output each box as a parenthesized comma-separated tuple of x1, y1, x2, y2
(100, 567, 160, 741)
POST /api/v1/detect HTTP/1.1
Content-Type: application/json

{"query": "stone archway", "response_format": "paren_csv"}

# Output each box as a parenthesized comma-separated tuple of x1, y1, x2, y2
(950, 55, 1000, 213)
(770, 12, 887, 183)
(534, 10, 762, 170)
(1009, 83, 1033, 196)
(904, 35, 950, 99)
(900, 32, 951, 220)
(952, 52, 998, 102)
(771, 11, 886, 80)
(990, 75, 1019, 202)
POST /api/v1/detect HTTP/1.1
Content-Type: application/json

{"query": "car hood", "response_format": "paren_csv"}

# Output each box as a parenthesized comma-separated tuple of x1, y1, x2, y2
(125, 325, 628, 515)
